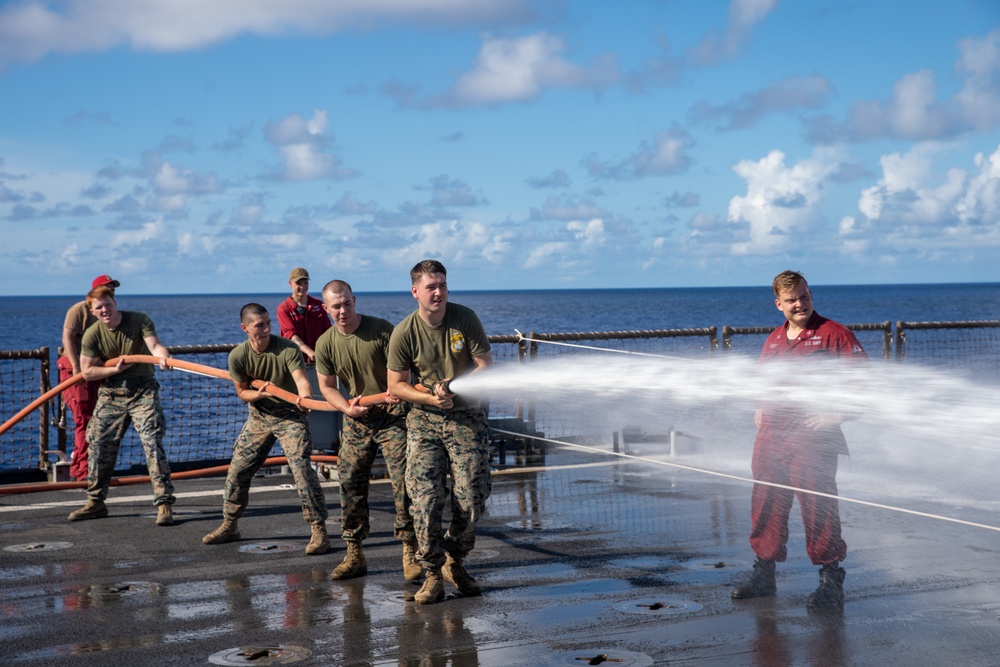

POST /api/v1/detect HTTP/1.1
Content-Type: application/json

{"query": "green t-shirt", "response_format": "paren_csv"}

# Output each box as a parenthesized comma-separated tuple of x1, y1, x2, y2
(387, 302, 490, 410)
(80, 311, 158, 379)
(228, 335, 304, 410)
(315, 315, 406, 417)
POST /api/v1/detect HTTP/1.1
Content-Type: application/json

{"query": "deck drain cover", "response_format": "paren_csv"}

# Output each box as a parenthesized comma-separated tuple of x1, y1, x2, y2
(613, 598, 702, 615)
(209, 645, 310, 665)
(238, 542, 299, 554)
(466, 548, 499, 560)
(87, 581, 162, 598)
(681, 558, 743, 571)
(550, 648, 654, 666)
(4, 541, 73, 553)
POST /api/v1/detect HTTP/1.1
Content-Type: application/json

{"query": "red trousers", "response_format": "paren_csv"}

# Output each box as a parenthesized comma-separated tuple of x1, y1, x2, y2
(748, 444, 847, 565)
(57, 356, 101, 481)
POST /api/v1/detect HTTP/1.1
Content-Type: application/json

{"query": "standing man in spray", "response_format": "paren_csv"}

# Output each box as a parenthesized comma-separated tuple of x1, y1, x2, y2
(732, 270, 867, 611)
(387, 260, 493, 604)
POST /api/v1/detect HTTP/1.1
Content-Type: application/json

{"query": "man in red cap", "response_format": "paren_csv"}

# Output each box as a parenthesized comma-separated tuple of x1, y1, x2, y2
(58, 274, 120, 480)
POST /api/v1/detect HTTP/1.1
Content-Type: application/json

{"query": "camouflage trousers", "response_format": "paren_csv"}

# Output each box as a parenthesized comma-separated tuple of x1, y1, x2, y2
(405, 407, 491, 570)
(338, 407, 413, 545)
(221, 404, 328, 525)
(85, 378, 174, 506)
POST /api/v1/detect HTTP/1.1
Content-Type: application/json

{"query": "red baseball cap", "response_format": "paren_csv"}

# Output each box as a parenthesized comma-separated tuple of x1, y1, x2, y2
(91, 274, 121, 290)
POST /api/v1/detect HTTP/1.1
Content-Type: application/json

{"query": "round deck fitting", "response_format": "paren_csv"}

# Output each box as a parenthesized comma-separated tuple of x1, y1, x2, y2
(681, 558, 743, 571)
(237, 542, 300, 554)
(466, 548, 499, 561)
(86, 581, 163, 598)
(208, 645, 311, 665)
(612, 597, 702, 615)
(549, 648, 654, 666)
(4, 541, 73, 552)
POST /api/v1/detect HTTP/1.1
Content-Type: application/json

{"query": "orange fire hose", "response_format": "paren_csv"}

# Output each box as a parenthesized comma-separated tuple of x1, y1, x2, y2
(0, 354, 389, 437)
(0, 455, 339, 495)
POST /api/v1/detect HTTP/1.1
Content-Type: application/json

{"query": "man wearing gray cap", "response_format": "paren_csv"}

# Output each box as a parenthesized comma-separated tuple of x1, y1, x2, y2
(277, 268, 331, 364)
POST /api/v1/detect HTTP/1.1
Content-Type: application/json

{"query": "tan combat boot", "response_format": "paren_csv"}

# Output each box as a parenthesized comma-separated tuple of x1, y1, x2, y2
(202, 519, 240, 545)
(305, 522, 331, 555)
(443, 553, 482, 597)
(414, 569, 445, 605)
(330, 541, 367, 579)
(402, 541, 422, 582)
(156, 504, 174, 526)
(68, 499, 108, 522)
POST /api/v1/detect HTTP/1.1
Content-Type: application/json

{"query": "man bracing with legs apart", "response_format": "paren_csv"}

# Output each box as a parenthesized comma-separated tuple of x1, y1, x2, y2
(69, 284, 175, 526)
(387, 260, 493, 605)
(732, 270, 867, 611)
(202, 303, 330, 555)
(315, 280, 420, 582)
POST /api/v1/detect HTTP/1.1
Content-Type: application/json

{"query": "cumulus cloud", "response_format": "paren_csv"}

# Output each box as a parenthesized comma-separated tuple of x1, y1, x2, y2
(726, 148, 842, 255)
(0, 0, 538, 67)
(525, 169, 571, 189)
(689, 74, 833, 131)
(416, 175, 487, 207)
(840, 143, 1000, 254)
(583, 127, 694, 180)
(808, 27, 1000, 143)
(263, 110, 357, 182)
(529, 194, 607, 221)
(687, 0, 780, 66)
(408, 32, 618, 108)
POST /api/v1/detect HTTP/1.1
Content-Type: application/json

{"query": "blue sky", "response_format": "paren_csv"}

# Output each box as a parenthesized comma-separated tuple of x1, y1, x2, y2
(1, 0, 999, 296)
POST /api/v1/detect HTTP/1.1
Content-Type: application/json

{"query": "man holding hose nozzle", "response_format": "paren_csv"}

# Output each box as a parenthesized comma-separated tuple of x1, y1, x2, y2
(68, 284, 176, 526)
(732, 270, 867, 611)
(387, 259, 493, 605)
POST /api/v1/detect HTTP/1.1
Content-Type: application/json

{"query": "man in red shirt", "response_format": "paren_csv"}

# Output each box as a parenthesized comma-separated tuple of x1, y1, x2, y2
(58, 274, 119, 480)
(277, 268, 331, 364)
(732, 270, 867, 611)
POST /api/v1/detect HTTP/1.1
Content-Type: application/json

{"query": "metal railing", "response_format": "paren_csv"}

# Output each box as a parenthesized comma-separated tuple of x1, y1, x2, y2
(2, 320, 999, 480)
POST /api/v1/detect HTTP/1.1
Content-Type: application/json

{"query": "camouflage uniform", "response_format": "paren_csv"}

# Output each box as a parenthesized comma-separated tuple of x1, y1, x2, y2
(387, 301, 492, 571)
(221, 402, 327, 524)
(223, 335, 327, 525)
(85, 377, 175, 505)
(338, 405, 413, 543)
(81, 310, 174, 507)
(405, 407, 491, 568)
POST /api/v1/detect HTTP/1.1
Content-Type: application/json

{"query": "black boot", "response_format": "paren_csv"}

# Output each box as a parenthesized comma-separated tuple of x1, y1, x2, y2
(732, 557, 776, 599)
(806, 562, 845, 610)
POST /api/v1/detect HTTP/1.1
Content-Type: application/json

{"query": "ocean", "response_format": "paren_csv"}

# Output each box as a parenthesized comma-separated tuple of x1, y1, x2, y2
(3, 283, 999, 353)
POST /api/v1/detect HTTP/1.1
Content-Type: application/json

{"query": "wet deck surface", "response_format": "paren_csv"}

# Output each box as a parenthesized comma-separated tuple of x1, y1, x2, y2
(2, 445, 999, 666)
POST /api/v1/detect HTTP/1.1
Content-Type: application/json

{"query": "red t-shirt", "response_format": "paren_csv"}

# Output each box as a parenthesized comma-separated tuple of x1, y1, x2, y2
(755, 312, 867, 457)
(276, 295, 331, 348)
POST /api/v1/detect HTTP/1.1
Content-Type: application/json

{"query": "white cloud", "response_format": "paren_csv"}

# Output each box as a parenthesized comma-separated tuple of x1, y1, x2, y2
(727, 148, 841, 255)
(584, 127, 694, 180)
(836, 143, 1000, 264)
(263, 110, 355, 182)
(688, 0, 780, 66)
(0, 0, 536, 67)
(810, 27, 1000, 142)
(441, 32, 618, 107)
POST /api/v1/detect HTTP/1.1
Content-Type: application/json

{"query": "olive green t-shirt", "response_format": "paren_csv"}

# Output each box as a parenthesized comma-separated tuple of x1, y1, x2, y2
(386, 302, 490, 410)
(228, 335, 304, 410)
(315, 315, 406, 417)
(80, 311, 158, 379)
